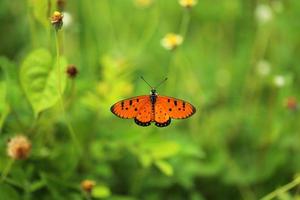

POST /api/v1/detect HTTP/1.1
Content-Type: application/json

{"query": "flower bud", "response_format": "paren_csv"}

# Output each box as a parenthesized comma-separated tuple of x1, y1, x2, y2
(81, 180, 96, 193)
(51, 11, 64, 30)
(66, 64, 78, 79)
(161, 33, 183, 51)
(7, 135, 31, 160)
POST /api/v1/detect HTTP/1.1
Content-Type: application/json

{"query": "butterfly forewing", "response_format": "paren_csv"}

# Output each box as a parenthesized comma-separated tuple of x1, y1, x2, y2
(110, 95, 148, 119)
(156, 96, 196, 119)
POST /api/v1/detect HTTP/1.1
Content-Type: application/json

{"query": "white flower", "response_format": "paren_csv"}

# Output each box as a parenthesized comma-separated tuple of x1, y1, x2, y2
(179, 0, 197, 8)
(62, 12, 72, 28)
(161, 33, 183, 50)
(255, 4, 273, 24)
(273, 75, 285, 87)
(256, 60, 271, 76)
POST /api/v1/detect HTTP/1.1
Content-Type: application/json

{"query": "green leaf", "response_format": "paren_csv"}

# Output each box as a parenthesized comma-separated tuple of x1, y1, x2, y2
(0, 62, 9, 131)
(92, 185, 111, 199)
(0, 183, 20, 200)
(155, 160, 174, 176)
(138, 154, 152, 167)
(150, 141, 180, 160)
(20, 48, 67, 118)
(29, 0, 50, 29)
(29, 180, 46, 192)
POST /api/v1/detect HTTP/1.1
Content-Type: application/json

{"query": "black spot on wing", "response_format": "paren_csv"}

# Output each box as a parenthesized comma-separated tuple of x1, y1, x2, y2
(134, 118, 151, 127)
(155, 118, 171, 127)
(129, 100, 133, 106)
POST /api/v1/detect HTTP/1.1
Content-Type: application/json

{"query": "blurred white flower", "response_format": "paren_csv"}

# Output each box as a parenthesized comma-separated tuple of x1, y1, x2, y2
(273, 75, 285, 87)
(62, 12, 72, 28)
(255, 4, 273, 24)
(256, 60, 271, 76)
(161, 33, 183, 50)
(179, 0, 197, 8)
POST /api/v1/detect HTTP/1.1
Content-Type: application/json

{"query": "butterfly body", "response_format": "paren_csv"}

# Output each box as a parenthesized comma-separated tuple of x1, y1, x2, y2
(110, 89, 196, 127)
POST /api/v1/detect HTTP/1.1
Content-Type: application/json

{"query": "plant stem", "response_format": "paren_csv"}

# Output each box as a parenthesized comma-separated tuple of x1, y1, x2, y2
(0, 159, 14, 182)
(179, 9, 191, 38)
(54, 30, 81, 155)
(166, 9, 191, 92)
(261, 176, 300, 200)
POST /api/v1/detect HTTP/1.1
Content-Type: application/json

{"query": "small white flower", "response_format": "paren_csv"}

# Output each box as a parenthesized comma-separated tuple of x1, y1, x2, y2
(161, 33, 183, 50)
(273, 75, 285, 87)
(256, 60, 271, 76)
(255, 4, 273, 24)
(179, 0, 197, 8)
(62, 12, 72, 28)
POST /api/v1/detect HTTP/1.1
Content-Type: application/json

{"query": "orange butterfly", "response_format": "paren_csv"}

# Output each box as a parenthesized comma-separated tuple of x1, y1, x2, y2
(110, 77, 196, 127)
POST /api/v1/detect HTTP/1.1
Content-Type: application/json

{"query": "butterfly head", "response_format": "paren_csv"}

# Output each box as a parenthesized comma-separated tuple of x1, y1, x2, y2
(150, 88, 157, 95)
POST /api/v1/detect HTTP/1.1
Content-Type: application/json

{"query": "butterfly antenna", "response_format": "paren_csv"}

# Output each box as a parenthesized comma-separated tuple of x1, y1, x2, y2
(140, 76, 153, 88)
(155, 77, 168, 89)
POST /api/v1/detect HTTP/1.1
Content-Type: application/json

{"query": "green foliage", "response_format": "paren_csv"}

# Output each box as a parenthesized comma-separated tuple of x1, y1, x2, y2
(0, 61, 9, 131)
(0, 0, 300, 200)
(20, 48, 67, 118)
(92, 185, 111, 198)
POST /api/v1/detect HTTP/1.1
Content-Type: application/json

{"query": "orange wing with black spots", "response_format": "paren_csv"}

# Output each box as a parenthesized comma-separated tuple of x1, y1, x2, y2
(156, 96, 196, 119)
(111, 93, 196, 127)
(154, 100, 171, 127)
(135, 101, 153, 126)
(110, 95, 148, 119)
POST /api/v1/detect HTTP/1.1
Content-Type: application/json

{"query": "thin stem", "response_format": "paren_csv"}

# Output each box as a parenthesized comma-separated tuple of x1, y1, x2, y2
(54, 30, 81, 154)
(179, 9, 191, 38)
(131, 3, 160, 60)
(65, 80, 76, 108)
(261, 176, 300, 200)
(0, 159, 14, 182)
(55, 31, 62, 94)
(104, 0, 119, 50)
(166, 9, 191, 92)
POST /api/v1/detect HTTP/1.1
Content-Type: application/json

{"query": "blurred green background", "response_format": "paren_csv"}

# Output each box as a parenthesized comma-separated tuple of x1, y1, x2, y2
(1, 0, 300, 199)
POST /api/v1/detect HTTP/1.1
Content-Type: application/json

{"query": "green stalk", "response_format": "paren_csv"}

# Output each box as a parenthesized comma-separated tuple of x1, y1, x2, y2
(179, 9, 191, 38)
(167, 9, 191, 92)
(261, 176, 300, 200)
(54, 30, 81, 154)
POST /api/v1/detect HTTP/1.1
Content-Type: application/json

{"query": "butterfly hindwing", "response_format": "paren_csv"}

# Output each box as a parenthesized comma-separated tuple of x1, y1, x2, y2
(154, 101, 171, 127)
(135, 101, 152, 126)
(110, 95, 148, 119)
(156, 96, 196, 119)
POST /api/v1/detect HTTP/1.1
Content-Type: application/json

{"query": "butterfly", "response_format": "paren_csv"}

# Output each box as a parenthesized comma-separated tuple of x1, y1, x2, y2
(110, 77, 196, 127)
